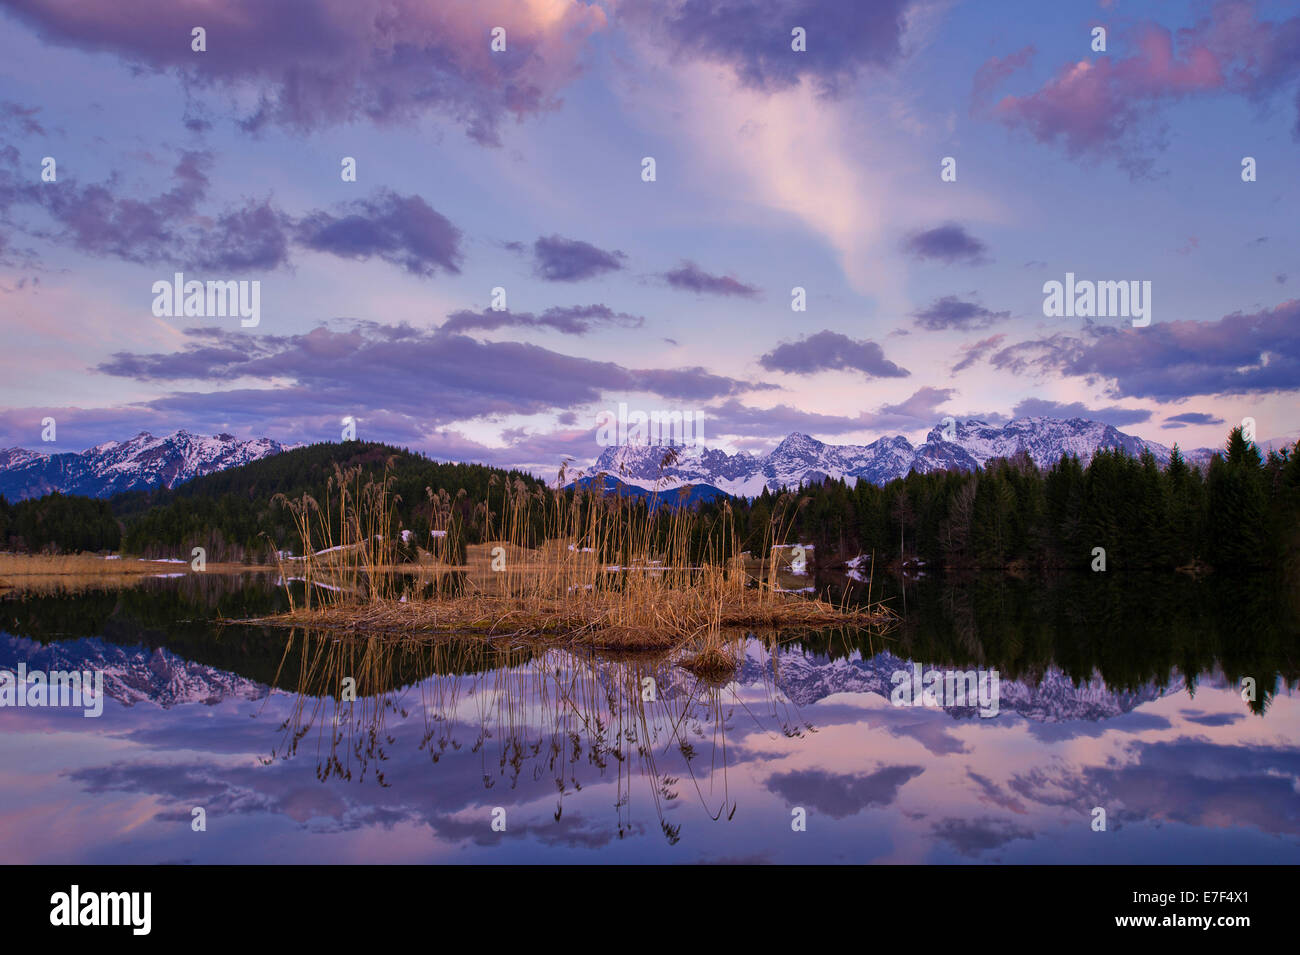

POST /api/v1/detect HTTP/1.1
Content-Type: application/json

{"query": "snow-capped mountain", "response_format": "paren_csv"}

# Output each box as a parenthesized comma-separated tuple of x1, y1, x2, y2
(584, 417, 1215, 495)
(0, 635, 270, 708)
(624, 642, 1169, 722)
(0, 430, 287, 501)
(734, 645, 1169, 722)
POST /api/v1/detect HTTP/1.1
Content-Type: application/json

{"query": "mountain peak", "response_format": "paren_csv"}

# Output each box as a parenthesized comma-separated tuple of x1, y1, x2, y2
(581, 417, 1214, 497)
(0, 430, 287, 501)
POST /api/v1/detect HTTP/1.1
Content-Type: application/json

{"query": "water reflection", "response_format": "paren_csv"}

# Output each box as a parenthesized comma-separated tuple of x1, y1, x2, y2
(0, 574, 1296, 863)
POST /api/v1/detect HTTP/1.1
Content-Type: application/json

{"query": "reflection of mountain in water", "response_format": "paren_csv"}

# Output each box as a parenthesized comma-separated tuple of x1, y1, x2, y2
(727, 645, 1166, 722)
(606, 642, 1168, 723)
(0, 635, 268, 708)
(2, 630, 1173, 721)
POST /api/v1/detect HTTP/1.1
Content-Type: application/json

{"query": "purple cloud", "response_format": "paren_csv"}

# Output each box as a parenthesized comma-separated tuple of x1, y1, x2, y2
(990, 299, 1300, 400)
(759, 330, 910, 379)
(952, 334, 1006, 373)
(627, 0, 913, 97)
(0, 150, 293, 271)
(295, 190, 463, 276)
(913, 296, 1010, 331)
(765, 766, 924, 818)
(661, 260, 759, 297)
(701, 388, 952, 438)
(1163, 411, 1226, 428)
(88, 321, 766, 443)
(901, 224, 990, 265)
(0, 148, 464, 276)
(441, 305, 644, 336)
(532, 235, 626, 281)
(1011, 398, 1151, 428)
(1, 0, 607, 145)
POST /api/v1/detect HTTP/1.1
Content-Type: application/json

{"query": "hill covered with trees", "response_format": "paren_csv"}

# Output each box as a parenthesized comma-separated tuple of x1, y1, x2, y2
(112, 441, 544, 562)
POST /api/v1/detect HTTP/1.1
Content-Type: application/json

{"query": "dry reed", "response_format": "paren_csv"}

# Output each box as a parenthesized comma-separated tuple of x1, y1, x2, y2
(255, 457, 895, 667)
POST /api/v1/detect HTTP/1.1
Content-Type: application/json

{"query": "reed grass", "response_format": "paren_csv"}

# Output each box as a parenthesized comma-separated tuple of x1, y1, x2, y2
(266, 626, 815, 837)
(257, 456, 895, 664)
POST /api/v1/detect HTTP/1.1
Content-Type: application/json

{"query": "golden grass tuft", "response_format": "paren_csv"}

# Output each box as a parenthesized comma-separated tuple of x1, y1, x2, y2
(252, 457, 896, 657)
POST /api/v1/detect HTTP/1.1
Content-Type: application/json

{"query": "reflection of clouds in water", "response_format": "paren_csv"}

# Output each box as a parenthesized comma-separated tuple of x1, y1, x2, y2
(931, 816, 1036, 857)
(764, 765, 924, 819)
(1022, 708, 1173, 743)
(1009, 738, 1300, 838)
(1181, 710, 1245, 728)
(5, 623, 1297, 862)
(966, 770, 1027, 815)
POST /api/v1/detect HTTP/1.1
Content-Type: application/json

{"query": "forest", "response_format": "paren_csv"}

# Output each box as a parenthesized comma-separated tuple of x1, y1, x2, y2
(1, 428, 1297, 581)
(703, 427, 1300, 575)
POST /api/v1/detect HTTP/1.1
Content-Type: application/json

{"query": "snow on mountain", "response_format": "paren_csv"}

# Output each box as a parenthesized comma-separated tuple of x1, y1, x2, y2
(631, 642, 1166, 722)
(581, 417, 1215, 495)
(742, 647, 1167, 722)
(0, 430, 288, 501)
(0, 635, 269, 709)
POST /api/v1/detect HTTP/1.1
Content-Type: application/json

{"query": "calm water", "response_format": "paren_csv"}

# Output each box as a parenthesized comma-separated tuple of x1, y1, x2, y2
(1, 573, 1297, 864)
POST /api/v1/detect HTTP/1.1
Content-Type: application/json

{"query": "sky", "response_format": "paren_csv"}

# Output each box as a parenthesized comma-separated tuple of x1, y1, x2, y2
(0, 0, 1297, 474)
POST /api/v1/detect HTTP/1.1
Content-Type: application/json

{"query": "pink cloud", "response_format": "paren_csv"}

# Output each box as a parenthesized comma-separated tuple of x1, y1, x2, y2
(976, 1, 1300, 173)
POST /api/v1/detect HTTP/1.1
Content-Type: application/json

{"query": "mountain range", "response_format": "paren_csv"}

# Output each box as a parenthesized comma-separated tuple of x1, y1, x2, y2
(581, 416, 1217, 495)
(0, 417, 1221, 503)
(0, 632, 1170, 722)
(0, 430, 287, 501)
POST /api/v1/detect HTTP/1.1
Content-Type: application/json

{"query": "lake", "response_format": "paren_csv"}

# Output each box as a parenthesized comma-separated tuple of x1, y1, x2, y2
(1, 572, 1297, 863)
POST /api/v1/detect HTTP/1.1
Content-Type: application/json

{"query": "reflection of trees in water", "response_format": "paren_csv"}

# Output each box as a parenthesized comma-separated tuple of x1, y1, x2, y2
(268, 629, 813, 843)
(814, 570, 1298, 715)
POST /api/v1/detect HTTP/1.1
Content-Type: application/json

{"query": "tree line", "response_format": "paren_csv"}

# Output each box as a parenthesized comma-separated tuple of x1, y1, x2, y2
(4, 428, 1298, 581)
(700, 427, 1299, 575)
(0, 492, 121, 553)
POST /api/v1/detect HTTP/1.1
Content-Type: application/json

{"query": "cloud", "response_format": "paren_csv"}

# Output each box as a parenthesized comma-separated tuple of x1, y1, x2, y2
(531, 234, 626, 281)
(701, 386, 953, 439)
(759, 330, 910, 378)
(765, 765, 923, 818)
(970, 45, 1035, 111)
(0, 100, 45, 136)
(1163, 411, 1226, 428)
(1011, 398, 1152, 428)
(440, 304, 644, 336)
(0, 148, 461, 276)
(976, 3, 1300, 174)
(989, 299, 1300, 401)
(623, 0, 912, 97)
(0, 149, 292, 271)
(931, 816, 1035, 856)
(295, 190, 463, 276)
(87, 320, 765, 444)
(901, 223, 990, 265)
(1010, 737, 1300, 838)
(2, 0, 608, 145)
(876, 386, 956, 425)
(951, 334, 1006, 373)
(913, 296, 1009, 331)
(660, 260, 759, 297)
